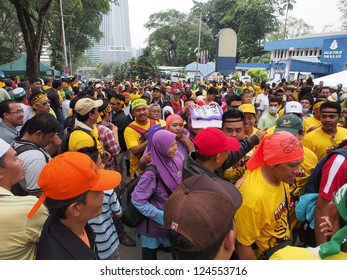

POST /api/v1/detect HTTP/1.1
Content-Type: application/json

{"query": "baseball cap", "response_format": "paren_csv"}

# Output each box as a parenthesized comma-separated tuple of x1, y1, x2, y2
(238, 104, 256, 114)
(0, 138, 11, 158)
(340, 93, 347, 102)
(274, 114, 303, 135)
(194, 127, 240, 156)
(27, 152, 121, 219)
(142, 92, 151, 100)
(164, 174, 242, 254)
(11, 87, 26, 100)
(75, 98, 103, 116)
(284, 101, 303, 115)
(95, 83, 102, 89)
(173, 89, 181, 95)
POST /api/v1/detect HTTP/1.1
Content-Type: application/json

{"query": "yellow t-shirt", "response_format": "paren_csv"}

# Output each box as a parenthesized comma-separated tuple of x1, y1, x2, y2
(270, 245, 347, 260)
(235, 167, 291, 259)
(302, 127, 347, 161)
(303, 117, 321, 133)
(68, 125, 105, 156)
(124, 120, 155, 179)
(289, 147, 318, 229)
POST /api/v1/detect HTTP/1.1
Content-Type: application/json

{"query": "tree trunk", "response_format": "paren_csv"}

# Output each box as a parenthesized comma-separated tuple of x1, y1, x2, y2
(10, 0, 53, 78)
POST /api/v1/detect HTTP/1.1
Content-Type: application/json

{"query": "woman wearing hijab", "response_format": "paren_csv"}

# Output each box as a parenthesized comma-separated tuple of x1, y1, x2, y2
(165, 114, 195, 161)
(131, 130, 183, 260)
(162, 105, 174, 121)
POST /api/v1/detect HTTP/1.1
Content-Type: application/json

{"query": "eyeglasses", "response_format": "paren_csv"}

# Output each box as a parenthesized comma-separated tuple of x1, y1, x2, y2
(40, 100, 51, 105)
(7, 110, 24, 115)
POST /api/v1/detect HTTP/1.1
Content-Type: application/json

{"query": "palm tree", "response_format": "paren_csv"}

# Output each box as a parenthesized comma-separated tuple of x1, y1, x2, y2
(283, 0, 296, 39)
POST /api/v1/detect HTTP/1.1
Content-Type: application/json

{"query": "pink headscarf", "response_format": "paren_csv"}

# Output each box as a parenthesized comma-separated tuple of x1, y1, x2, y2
(165, 114, 183, 130)
(246, 131, 304, 171)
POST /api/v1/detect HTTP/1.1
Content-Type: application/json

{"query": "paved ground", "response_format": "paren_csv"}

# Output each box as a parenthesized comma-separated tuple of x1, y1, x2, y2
(119, 226, 173, 260)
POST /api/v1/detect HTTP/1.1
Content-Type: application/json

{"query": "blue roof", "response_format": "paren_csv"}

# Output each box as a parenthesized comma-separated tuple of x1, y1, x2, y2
(264, 31, 347, 51)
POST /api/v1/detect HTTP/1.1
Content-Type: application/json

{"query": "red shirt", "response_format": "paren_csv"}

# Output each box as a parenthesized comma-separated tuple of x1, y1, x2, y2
(319, 147, 347, 200)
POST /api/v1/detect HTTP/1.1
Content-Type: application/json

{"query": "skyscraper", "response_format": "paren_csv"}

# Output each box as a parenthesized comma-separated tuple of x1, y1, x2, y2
(87, 0, 133, 63)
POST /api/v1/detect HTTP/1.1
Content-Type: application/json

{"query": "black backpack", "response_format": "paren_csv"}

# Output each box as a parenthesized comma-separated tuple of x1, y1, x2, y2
(10, 142, 50, 196)
(60, 126, 97, 153)
(120, 165, 171, 228)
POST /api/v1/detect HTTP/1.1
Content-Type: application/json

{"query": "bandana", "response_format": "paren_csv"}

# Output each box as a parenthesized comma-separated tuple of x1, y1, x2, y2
(110, 97, 125, 108)
(30, 93, 47, 106)
(319, 184, 347, 258)
(131, 98, 147, 110)
(246, 131, 304, 171)
(313, 101, 325, 111)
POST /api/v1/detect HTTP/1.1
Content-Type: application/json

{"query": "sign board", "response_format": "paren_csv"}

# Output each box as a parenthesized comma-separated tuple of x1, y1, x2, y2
(216, 28, 237, 76)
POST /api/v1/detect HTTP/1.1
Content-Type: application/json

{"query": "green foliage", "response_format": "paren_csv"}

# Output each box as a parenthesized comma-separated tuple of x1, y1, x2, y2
(109, 47, 159, 81)
(0, 1, 24, 64)
(191, 0, 277, 61)
(247, 68, 268, 84)
(45, 0, 111, 73)
(145, 9, 215, 66)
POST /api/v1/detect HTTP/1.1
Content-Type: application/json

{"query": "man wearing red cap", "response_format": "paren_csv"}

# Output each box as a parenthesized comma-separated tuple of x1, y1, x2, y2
(235, 131, 304, 260)
(183, 127, 241, 180)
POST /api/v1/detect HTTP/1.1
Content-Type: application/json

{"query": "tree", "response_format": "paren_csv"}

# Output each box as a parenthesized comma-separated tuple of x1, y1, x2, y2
(145, 9, 215, 66)
(9, 0, 54, 78)
(247, 68, 268, 84)
(45, 0, 111, 73)
(0, 1, 24, 64)
(191, 0, 277, 62)
(267, 17, 313, 41)
(281, 0, 296, 39)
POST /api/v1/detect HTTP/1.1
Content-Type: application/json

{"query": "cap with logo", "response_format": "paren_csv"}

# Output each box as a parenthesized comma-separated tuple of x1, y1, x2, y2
(275, 114, 303, 135)
(11, 87, 26, 100)
(164, 173, 242, 254)
(284, 101, 303, 115)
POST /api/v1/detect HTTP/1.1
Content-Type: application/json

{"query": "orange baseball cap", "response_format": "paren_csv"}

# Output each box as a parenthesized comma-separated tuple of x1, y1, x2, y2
(27, 152, 121, 219)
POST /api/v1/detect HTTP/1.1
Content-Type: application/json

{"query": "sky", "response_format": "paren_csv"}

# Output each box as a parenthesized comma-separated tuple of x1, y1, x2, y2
(127, 0, 342, 49)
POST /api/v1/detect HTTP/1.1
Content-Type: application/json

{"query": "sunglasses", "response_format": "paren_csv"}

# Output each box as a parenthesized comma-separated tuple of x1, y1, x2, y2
(40, 100, 51, 105)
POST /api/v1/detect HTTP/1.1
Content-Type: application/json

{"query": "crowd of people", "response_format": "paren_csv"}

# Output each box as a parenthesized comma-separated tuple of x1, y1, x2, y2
(0, 74, 347, 260)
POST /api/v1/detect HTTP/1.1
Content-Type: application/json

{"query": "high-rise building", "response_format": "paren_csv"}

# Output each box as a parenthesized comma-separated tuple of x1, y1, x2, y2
(87, 0, 133, 63)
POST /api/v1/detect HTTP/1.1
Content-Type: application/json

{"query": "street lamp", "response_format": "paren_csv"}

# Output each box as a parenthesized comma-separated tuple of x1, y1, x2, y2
(285, 47, 294, 81)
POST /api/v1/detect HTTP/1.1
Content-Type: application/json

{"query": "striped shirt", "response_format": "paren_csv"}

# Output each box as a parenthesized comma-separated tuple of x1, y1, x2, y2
(89, 189, 122, 260)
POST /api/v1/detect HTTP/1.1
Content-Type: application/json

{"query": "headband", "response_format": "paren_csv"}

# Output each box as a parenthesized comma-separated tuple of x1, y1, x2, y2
(30, 93, 47, 106)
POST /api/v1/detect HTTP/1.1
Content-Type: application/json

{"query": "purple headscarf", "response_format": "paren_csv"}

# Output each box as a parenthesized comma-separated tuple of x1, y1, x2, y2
(150, 129, 183, 192)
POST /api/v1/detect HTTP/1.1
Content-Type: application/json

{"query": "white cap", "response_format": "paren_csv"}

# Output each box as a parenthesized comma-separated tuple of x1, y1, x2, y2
(0, 138, 11, 158)
(95, 83, 102, 89)
(285, 101, 303, 115)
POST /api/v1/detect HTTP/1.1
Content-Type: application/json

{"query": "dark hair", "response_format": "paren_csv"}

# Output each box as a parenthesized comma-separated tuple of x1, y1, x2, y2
(52, 79, 62, 89)
(207, 87, 218, 95)
(77, 147, 99, 163)
(4, 78, 13, 87)
(166, 219, 233, 260)
(320, 101, 341, 114)
(0, 99, 17, 118)
(226, 95, 242, 107)
(222, 108, 244, 124)
(21, 112, 60, 135)
(43, 78, 52, 85)
(269, 96, 281, 105)
(300, 94, 313, 105)
(29, 77, 41, 84)
(76, 107, 96, 123)
(44, 192, 88, 219)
